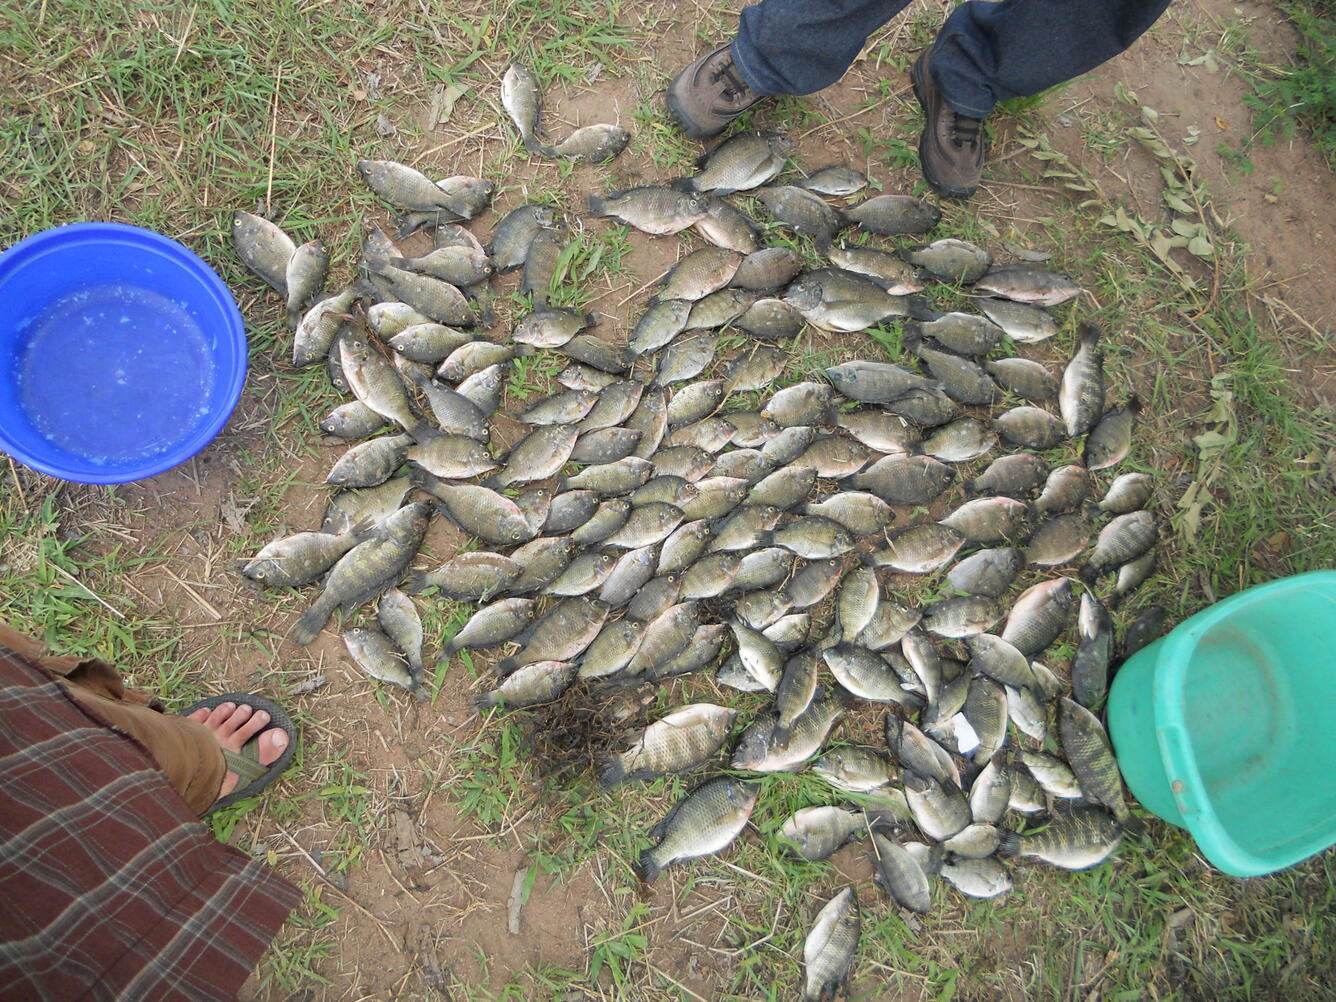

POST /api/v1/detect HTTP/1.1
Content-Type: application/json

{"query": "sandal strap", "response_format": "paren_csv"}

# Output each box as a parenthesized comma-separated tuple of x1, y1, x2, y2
(222, 746, 270, 784)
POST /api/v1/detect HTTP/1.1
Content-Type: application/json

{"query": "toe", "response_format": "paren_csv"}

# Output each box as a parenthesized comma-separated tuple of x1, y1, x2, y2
(218, 703, 253, 737)
(257, 728, 289, 767)
(204, 702, 237, 729)
(232, 708, 270, 748)
(186, 707, 211, 724)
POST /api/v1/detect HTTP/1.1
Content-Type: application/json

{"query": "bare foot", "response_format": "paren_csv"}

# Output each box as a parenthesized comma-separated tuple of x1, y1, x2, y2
(187, 701, 289, 801)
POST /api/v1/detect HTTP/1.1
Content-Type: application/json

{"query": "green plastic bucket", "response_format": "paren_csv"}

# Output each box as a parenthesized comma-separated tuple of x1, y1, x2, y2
(1108, 569, 1336, 877)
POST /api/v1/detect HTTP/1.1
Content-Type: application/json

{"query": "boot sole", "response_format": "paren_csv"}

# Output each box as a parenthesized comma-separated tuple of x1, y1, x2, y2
(910, 57, 978, 201)
(665, 86, 728, 141)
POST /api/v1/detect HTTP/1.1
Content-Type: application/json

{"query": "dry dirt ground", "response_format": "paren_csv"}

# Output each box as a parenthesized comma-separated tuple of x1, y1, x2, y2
(10, 0, 1334, 999)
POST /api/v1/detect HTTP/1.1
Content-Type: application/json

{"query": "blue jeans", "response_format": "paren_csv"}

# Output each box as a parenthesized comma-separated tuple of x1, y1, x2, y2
(731, 0, 1172, 118)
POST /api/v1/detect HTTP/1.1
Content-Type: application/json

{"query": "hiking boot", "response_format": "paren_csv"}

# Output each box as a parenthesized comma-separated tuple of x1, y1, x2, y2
(910, 51, 984, 199)
(667, 43, 766, 140)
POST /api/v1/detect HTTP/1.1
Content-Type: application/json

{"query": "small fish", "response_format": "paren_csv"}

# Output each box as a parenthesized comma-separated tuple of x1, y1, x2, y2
(826, 360, 938, 404)
(914, 343, 997, 406)
(290, 503, 432, 645)
(994, 405, 1066, 450)
(974, 263, 1081, 306)
(1025, 512, 1090, 566)
(423, 482, 535, 545)
(1033, 464, 1090, 516)
(1060, 322, 1105, 436)
(867, 523, 964, 574)
(907, 312, 1004, 356)
(497, 597, 609, 675)
(319, 400, 388, 440)
(489, 204, 559, 272)
(659, 247, 743, 302)
(686, 131, 793, 193)
(730, 693, 844, 771)
(755, 185, 845, 246)
(904, 773, 972, 841)
(946, 547, 1023, 598)
(1081, 510, 1158, 580)
(969, 760, 1012, 825)
(780, 806, 866, 862)
(501, 63, 549, 154)
(905, 238, 991, 283)
(721, 344, 787, 392)
(521, 227, 568, 307)
(784, 268, 910, 332)
(488, 425, 579, 490)
(1001, 577, 1076, 655)
(377, 588, 423, 677)
(843, 194, 940, 235)
(998, 806, 1123, 870)
(977, 297, 1059, 342)
(1072, 592, 1114, 707)
(509, 536, 582, 594)
(736, 297, 805, 340)
(405, 435, 497, 480)
(694, 195, 762, 252)
(869, 834, 932, 913)
(243, 522, 372, 588)
(357, 159, 461, 212)
(1059, 698, 1133, 827)
(513, 308, 594, 348)
(924, 417, 997, 462)
(1084, 397, 1141, 470)
(827, 244, 923, 294)
(627, 389, 670, 459)
(923, 595, 1004, 639)
(1098, 472, 1154, 514)
(232, 210, 295, 292)
(634, 776, 759, 883)
(730, 246, 805, 292)
(654, 333, 718, 386)
(967, 634, 1035, 690)
(850, 454, 956, 505)
(471, 660, 576, 710)
(939, 857, 1012, 899)
(284, 239, 328, 329)
(600, 704, 736, 787)
(773, 649, 820, 740)
(798, 165, 868, 196)
(803, 887, 861, 1002)
(391, 245, 494, 287)
(587, 186, 709, 234)
(343, 627, 417, 692)
(444, 597, 536, 654)
(966, 453, 1049, 499)
(985, 356, 1059, 402)
(327, 434, 413, 489)
(770, 516, 855, 559)
(835, 410, 920, 455)
(803, 491, 894, 538)
(550, 123, 630, 162)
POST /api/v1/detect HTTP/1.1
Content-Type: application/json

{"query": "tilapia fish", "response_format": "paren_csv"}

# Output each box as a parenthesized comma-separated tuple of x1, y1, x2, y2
(599, 703, 736, 787)
(635, 777, 759, 882)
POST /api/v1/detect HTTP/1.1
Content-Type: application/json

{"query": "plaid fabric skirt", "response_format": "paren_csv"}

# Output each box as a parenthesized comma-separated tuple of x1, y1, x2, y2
(0, 632, 299, 1001)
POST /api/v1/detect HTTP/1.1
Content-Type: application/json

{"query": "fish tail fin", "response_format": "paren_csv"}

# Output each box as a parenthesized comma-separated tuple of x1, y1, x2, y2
(523, 137, 555, 157)
(495, 655, 518, 676)
(585, 194, 607, 216)
(1078, 321, 1101, 346)
(387, 256, 414, 270)
(666, 176, 696, 193)
(906, 295, 940, 322)
(902, 322, 924, 353)
(347, 516, 378, 543)
(401, 572, 427, 595)
(289, 599, 332, 646)
(632, 850, 662, 884)
(1126, 394, 1142, 414)
(1079, 564, 1100, 585)
(996, 829, 1021, 858)
(596, 755, 627, 790)
(468, 691, 498, 712)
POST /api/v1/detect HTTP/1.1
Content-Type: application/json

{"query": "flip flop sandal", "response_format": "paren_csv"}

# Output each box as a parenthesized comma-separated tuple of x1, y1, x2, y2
(181, 692, 298, 815)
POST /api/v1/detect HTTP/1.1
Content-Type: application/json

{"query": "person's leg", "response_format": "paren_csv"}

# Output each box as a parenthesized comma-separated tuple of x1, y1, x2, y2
(62, 684, 286, 815)
(732, 0, 913, 96)
(929, 0, 1173, 118)
(668, 0, 911, 139)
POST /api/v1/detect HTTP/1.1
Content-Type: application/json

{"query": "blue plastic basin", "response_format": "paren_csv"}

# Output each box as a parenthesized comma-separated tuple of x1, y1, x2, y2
(0, 222, 246, 484)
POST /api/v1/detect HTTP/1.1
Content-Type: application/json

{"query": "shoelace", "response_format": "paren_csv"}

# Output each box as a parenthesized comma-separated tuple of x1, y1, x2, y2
(950, 115, 982, 151)
(710, 60, 752, 105)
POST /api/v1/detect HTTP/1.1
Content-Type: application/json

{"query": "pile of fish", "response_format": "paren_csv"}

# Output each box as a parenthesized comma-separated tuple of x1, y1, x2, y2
(231, 63, 1163, 1002)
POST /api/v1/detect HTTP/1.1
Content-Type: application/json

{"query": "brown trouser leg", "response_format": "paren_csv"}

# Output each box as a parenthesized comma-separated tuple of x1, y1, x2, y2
(62, 682, 227, 816)
(0, 622, 225, 816)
